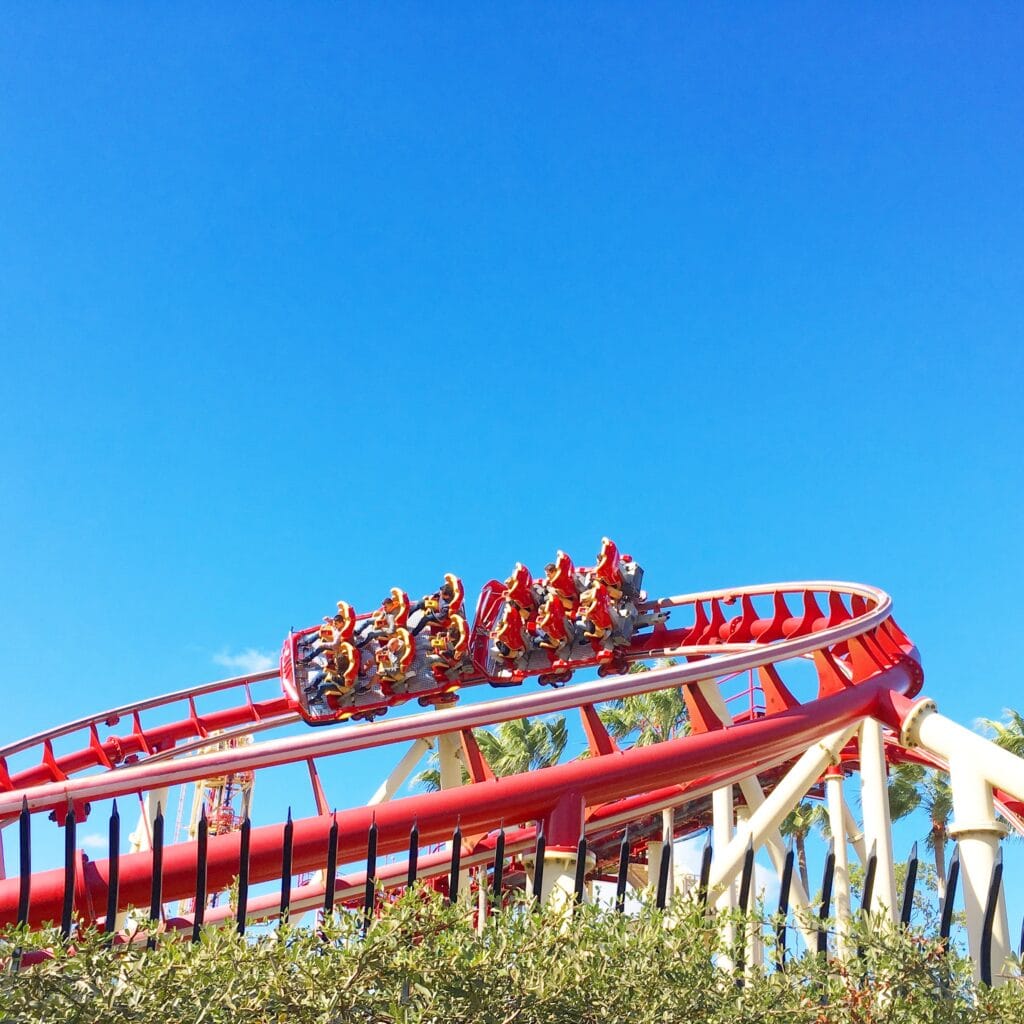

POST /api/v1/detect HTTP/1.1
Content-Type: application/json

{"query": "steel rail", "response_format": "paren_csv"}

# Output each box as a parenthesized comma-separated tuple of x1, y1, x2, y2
(0, 670, 280, 762)
(0, 580, 901, 818)
(0, 580, 885, 782)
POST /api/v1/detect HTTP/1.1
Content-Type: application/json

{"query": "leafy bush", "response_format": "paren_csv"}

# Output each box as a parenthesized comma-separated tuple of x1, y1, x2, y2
(2, 893, 1022, 1023)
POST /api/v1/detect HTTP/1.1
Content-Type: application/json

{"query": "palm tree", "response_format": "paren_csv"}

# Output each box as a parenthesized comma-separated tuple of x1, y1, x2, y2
(475, 716, 568, 776)
(981, 708, 1024, 758)
(779, 800, 827, 895)
(598, 660, 689, 747)
(887, 761, 953, 899)
(921, 771, 953, 899)
(888, 762, 924, 821)
(413, 715, 567, 791)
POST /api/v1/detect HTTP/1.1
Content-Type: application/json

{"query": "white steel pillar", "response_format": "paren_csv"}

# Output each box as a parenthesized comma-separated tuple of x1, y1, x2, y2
(843, 802, 867, 864)
(858, 719, 897, 923)
(948, 757, 1011, 985)
(825, 767, 853, 957)
(129, 787, 169, 854)
(712, 785, 736, 914)
(901, 699, 1024, 807)
(647, 839, 664, 893)
(535, 849, 594, 910)
(368, 738, 433, 805)
(437, 734, 463, 791)
(709, 724, 858, 893)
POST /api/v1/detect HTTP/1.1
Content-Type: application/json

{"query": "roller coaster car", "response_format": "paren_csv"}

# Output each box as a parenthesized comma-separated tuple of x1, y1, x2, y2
(468, 541, 662, 687)
(282, 579, 474, 725)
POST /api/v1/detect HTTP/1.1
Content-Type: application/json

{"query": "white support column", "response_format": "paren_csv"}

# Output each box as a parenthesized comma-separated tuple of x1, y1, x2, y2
(437, 733, 464, 791)
(712, 784, 736, 961)
(859, 719, 897, 923)
(368, 738, 433, 805)
(129, 787, 169, 854)
(948, 757, 1011, 985)
(825, 768, 853, 958)
(693, 678, 817, 931)
(901, 699, 1024, 807)
(712, 785, 736, 913)
(708, 724, 860, 894)
(535, 849, 594, 910)
(647, 839, 663, 893)
(843, 802, 867, 865)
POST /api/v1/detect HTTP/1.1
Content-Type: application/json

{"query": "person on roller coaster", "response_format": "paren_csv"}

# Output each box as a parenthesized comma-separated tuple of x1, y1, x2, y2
(503, 562, 540, 620)
(300, 600, 357, 663)
(429, 613, 470, 671)
(543, 550, 581, 611)
(375, 626, 416, 685)
(577, 579, 615, 644)
(534, 591, 573, 652)
(493, 602, 529, 661)
(318, 641, 360, 700)
(411, 573, 465, 635)
(355, 588, 412, 647)
(593, 537, 624, 600)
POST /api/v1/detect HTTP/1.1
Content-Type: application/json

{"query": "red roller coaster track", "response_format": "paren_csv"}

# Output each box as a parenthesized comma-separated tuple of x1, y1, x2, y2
(3, 558, 1024, 986)
(0, 565, 929, 925)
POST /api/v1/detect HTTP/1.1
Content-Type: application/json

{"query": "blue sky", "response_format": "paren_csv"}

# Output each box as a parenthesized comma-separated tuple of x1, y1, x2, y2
(1, 6, 1022, 929)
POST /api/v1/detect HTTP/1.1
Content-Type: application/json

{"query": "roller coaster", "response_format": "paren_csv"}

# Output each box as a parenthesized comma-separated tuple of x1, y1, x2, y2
(3, 539, 1024, 985)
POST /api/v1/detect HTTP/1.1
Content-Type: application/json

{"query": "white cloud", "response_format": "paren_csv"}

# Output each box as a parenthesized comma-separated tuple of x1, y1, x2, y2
(81, 832, 108, 851)
(213, 648, 277, 674)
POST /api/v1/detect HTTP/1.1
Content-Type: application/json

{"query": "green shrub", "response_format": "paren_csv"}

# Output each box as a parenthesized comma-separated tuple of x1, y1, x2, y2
(2, 893, 1021, 1023)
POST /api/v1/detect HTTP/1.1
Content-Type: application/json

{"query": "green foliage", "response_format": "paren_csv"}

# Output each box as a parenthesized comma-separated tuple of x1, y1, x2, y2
(981, 709, 1024, 758)
(3, 894, 1021, 1023)
(413, 716, 567, 792)
(599, 659, 689, 748)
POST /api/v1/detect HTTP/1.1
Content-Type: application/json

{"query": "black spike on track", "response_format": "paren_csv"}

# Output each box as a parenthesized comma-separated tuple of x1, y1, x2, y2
(60, 805, 76, 941)
(363, 819, 378, 935)
(697, 834, 713, 908)
(448, 824, 462, 904)
(147, 803, 164, 950)
(407, 822, 420, 890)
(980, 848, 1004, 987)
(491, 827, 506, 909)
(236, 815, 251, 936)
(738, 837, 755, 914)
(775, 842, 795, 970)
(655, 840, 672, 911)
(859, 842, 878, 915)
(532, 826, 546, 905)
(615, 828, 630, 913)
(106, 801, 121, 941)
(900, 841, 919, 928)
(192, 806, 207, 943)
(280, 808, 294, 925)
(573, 833, 588, 905)
(324, 812, 339, 918)
(939, 845, 961, 943)
(855, 841, 878, 962)
(17, 796, 31, 928)
(817, 841, 835, 956)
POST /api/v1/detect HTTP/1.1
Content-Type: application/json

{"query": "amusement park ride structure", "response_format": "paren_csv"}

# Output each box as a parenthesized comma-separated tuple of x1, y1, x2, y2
(2, 539, 1024, 984)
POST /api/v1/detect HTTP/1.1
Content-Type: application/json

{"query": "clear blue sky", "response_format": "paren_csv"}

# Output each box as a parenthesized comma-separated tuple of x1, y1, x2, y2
(1, 6, 1022, 925)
